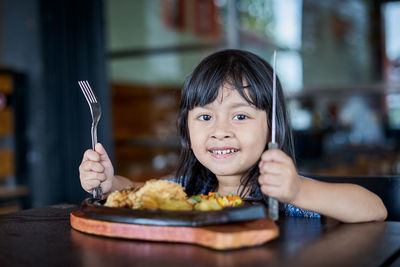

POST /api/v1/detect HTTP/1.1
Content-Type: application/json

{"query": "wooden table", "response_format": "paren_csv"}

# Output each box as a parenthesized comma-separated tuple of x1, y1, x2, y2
(0, 204, 399, 267)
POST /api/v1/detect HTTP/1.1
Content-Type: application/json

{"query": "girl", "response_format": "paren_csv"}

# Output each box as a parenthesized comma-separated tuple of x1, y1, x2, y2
(79, 49, 387, 223)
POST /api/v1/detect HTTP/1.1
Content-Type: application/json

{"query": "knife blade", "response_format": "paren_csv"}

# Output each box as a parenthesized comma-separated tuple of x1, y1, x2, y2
(268, 50, 279, 221)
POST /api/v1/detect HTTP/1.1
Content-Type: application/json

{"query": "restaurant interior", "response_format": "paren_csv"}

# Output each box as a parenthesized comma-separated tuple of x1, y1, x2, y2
(0, 0, 399, 215)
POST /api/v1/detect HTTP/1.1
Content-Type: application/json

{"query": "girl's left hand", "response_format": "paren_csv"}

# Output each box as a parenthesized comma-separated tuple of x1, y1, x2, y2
(258, 149, 301, 204)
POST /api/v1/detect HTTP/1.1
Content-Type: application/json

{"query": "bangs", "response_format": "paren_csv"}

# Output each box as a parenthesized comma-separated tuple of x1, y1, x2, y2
(181, 51, 272, 111)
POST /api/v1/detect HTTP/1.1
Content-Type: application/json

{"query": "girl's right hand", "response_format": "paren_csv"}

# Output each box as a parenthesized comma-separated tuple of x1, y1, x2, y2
(79, 143, 114, 195)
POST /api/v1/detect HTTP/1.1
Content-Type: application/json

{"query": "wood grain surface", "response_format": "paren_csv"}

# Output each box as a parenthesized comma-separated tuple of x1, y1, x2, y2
(70, 211, 279, 250)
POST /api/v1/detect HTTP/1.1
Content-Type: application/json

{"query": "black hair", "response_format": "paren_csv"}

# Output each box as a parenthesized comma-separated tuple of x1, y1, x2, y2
(175, 49, 295, 197)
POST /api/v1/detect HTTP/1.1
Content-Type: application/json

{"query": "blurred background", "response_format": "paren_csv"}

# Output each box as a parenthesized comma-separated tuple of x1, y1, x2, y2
(0, 0, 399, 212)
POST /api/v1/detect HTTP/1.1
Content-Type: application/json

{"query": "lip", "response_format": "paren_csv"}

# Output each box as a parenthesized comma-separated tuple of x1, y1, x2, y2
(208, 147, 239, 159)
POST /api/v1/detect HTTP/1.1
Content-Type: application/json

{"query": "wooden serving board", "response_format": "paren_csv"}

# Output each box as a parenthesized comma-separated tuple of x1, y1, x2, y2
(70, 211, 279, 250)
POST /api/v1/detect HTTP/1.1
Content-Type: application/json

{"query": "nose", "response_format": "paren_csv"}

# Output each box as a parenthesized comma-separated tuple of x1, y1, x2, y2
(211, 119, 233, 140)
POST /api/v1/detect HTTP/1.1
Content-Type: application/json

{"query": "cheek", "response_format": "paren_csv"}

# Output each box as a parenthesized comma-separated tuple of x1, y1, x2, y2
(188, 123, 201, 149)
(247, 122, 268, 152)
(189, 133, 205, 161)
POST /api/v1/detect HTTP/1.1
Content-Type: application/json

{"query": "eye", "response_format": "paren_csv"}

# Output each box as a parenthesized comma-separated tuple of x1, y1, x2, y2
(234, 114, 248, 120)
(198, 114, 212, 121)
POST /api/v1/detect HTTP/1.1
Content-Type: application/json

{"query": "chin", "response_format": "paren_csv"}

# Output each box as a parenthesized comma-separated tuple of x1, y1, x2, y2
(211, 169, 243, 178)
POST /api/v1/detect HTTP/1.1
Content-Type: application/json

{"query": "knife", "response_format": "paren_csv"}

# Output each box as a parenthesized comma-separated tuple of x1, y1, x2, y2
(268, 50, 279, 221)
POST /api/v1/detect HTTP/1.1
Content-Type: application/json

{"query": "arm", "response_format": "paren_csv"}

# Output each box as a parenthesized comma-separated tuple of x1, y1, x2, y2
(258, 149, 387, 223)
(291, 178, 387, 223)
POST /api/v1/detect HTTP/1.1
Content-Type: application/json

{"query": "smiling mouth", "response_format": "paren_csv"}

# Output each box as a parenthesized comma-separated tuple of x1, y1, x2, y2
(209, 149, 238, 155)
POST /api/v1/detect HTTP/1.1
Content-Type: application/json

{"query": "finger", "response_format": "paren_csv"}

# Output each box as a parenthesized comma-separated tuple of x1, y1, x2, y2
(260, 149, 292, 164)
(259, 161, 286, 175)
(81, 171, 107, 182)
(97, 173, 107, 182)
(81, 161, 105, 173)
(82, 179, 102, 192)
(98, 178, 113, 194)
(260, 184, 280, 198)
(83, 149, 101, 162)
(95, 143, 112, 163)
(258, 173, 281, 186)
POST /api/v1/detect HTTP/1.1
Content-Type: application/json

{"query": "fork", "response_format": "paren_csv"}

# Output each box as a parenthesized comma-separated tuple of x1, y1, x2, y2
(78, 80, 103, 199)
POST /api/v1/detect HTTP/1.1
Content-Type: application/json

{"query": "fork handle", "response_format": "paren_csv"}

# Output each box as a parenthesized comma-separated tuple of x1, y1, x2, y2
(93, 186, 103, 199)
(91, 122, 102, 199)
(268, 142, 279, 221)
(91, 123, 98, 150)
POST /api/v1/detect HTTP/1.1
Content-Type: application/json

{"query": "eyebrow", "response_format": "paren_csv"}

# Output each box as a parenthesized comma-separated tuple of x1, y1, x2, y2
(228, 102, 254, 108)
(195, 101, 255, 111)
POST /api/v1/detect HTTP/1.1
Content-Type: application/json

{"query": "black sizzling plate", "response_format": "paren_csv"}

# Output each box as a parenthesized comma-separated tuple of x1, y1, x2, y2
(80, 198, 267, 227)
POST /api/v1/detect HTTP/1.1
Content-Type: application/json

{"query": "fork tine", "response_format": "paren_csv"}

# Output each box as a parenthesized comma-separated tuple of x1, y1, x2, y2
(79, 80, 97, 104)
(83, 83, 95, 103)
(78, 81, 92, 105)
(80, 81, 94, 103)
(83, 80, 98, 103)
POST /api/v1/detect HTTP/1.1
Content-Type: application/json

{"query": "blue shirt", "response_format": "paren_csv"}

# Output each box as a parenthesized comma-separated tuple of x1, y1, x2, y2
(169, 176, 321, 218)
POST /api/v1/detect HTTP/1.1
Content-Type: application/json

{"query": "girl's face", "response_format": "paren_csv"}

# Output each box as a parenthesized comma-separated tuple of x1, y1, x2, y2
(188, 84, 268, 184)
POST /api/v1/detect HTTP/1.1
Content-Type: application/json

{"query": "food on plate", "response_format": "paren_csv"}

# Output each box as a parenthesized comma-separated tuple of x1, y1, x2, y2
(189, 192, 244, 210)
(193, 198, 222, 211)
(157, 199, 193, 211)
(105, 179, 190, 210)
(104, 186, 139, 208)
(137, 179, 191, 211)
(104, 179, 244, 211)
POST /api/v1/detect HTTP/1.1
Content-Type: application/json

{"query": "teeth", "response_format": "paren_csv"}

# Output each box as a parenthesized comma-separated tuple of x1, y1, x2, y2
(211, 149, 237, 155)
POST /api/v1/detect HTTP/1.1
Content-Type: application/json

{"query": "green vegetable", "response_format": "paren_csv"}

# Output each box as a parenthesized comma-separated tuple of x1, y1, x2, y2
(190, 195, 202, 202)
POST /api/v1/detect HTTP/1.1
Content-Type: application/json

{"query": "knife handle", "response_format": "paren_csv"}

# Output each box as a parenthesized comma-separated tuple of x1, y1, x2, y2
(267, 142, 279, 221)
(268, 142, 278, 150)
(268, 197, 279, 221)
